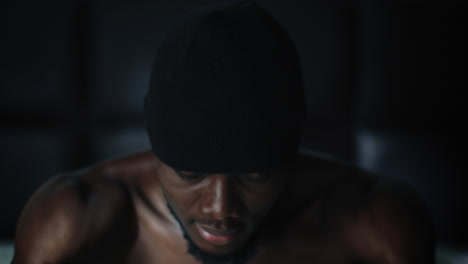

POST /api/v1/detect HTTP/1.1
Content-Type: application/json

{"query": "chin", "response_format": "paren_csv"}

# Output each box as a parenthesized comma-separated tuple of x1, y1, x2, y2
(183, 230, 258, 264)
(188, 226, 249, 254)
(166, 203, 259, 263)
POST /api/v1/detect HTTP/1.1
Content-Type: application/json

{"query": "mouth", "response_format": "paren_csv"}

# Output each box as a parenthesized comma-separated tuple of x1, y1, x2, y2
(195, 222, 244, 245)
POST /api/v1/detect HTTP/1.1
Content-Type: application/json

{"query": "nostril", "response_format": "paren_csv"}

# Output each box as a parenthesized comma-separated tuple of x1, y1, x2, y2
(199, 174, 245, 218)
(200, 194, 234, 218)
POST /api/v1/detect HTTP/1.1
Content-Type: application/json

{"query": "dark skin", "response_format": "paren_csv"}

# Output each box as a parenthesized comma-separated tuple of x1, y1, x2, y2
(159, 164, 284, 257)
(12, 150, 435, 264)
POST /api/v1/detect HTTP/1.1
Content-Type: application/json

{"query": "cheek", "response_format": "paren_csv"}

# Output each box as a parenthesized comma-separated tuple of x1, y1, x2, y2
(161, 183, 193, 213)
(158, 174, 195, 219)
(244, 182, 284, 219)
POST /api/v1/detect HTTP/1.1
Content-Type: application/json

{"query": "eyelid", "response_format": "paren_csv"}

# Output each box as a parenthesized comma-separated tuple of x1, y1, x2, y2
(176, 171, 207, 180)
(175, 171, 270, 182)
(240, 173, 270, 182)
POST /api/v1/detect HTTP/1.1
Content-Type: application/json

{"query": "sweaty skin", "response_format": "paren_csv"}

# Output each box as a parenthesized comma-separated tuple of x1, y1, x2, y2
(12, 151, 435, 264)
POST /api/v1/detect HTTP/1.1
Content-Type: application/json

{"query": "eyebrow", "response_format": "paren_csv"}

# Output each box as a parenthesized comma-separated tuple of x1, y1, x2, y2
(175, 170, 207, 179)
(176, 170, 265, 177)
(175, 170, 203, 175)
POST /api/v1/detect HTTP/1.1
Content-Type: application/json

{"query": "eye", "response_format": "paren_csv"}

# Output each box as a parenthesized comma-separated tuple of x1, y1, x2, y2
(239, 173, 271, 183)
(176, 171, 207, 181)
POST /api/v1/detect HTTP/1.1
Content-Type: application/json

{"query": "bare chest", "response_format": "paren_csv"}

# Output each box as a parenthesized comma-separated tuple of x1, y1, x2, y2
(125, 210, 356, 264)
(126, 232, 356, 264)
(124, 195, 362, 263)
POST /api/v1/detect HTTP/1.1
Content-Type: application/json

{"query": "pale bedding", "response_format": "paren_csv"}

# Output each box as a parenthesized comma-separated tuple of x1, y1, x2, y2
(0, 241, 465, 264)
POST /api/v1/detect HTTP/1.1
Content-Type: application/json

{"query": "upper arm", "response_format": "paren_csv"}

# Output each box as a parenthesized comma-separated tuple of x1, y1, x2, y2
(12, 174, 137, 264)
(343, 181, 435, 264)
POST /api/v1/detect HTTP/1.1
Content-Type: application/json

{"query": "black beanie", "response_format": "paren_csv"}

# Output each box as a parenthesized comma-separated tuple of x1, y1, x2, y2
(144, 0, 306, 173)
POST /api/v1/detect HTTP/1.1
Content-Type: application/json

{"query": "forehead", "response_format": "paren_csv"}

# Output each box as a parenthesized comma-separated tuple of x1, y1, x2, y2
(174, 167, 268, 175)
(158, 157, 277, 175)
(155, 152, 298, 178)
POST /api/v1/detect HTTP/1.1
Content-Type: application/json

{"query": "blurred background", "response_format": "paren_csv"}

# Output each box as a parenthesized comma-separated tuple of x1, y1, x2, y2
(1, 0, 466, 257)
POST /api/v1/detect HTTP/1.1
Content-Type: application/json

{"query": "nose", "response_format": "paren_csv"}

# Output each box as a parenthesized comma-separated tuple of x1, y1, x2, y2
(200, 174, 241, 219)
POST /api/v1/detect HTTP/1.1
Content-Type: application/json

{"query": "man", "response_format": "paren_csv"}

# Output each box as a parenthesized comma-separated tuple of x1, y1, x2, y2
(13, 1, 435, 264)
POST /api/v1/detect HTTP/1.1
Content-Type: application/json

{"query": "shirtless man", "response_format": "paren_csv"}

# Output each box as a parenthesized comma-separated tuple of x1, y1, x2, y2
(12, 1, 435, 264)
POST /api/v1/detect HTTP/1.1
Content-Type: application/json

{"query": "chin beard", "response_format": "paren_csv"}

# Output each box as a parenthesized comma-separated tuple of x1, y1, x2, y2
(166, 203, 258, 264)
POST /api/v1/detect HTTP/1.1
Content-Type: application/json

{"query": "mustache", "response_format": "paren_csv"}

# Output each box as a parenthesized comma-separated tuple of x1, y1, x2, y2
(166, 202, 258, 264)
(196, 218, 245, 230)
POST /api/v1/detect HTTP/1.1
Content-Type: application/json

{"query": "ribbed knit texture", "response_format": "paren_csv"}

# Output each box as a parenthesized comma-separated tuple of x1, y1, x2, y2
(144, 0, 306, 173)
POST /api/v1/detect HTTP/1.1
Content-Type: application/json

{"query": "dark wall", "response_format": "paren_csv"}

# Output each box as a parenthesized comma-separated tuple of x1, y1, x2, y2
(1, 0, 466, 246)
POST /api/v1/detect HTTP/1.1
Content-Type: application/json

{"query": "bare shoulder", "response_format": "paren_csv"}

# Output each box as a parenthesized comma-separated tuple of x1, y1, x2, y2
(340, 180, 435, 263)
(91, 150, 157, 181)
(290, 153, 435, 263)
(12, 154, 145, 264)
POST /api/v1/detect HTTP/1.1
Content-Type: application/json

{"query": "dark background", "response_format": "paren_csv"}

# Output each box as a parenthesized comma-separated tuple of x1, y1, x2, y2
(1, 0, 466, 248)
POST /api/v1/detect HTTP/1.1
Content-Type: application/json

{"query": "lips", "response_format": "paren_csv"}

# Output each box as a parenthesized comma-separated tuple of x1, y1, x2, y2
(195, 222, 244, 245)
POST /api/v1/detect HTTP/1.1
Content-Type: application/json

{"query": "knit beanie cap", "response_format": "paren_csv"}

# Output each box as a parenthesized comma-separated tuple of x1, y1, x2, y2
(144, 0, 306, 173)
